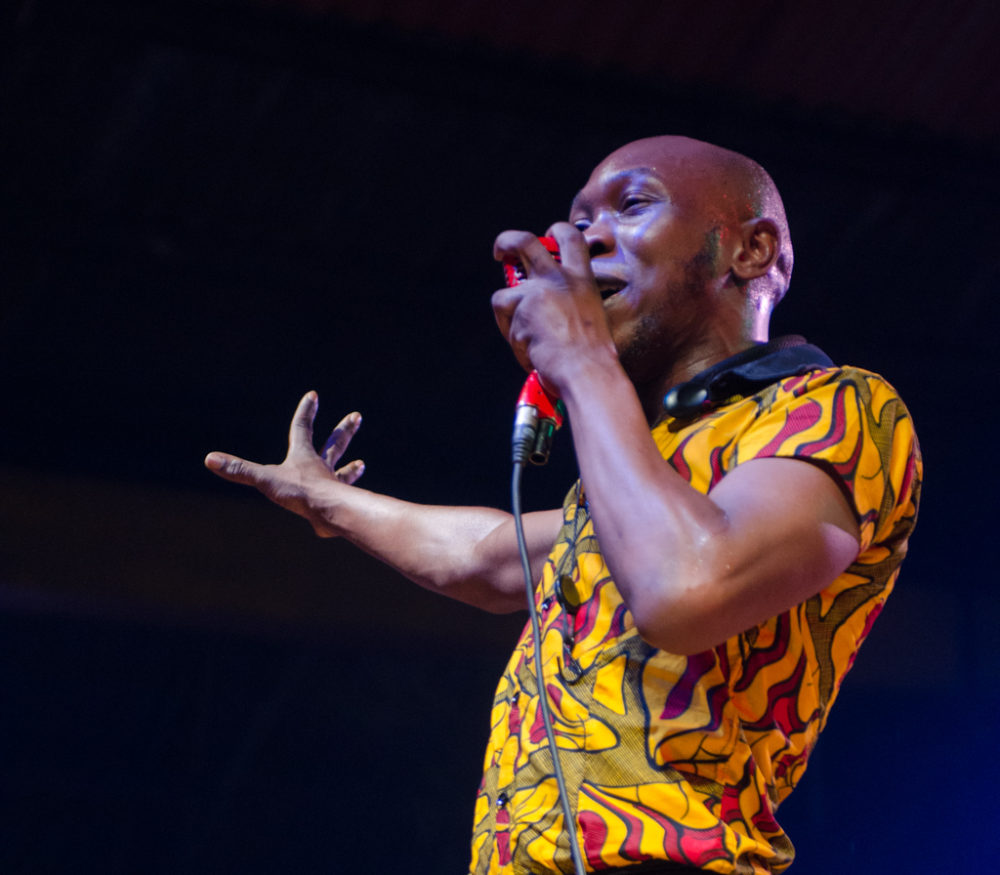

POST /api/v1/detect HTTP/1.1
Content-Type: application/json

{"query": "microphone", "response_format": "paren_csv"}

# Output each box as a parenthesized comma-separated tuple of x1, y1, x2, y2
(503, 236, 565, 465)
(513, 370, 564, 465)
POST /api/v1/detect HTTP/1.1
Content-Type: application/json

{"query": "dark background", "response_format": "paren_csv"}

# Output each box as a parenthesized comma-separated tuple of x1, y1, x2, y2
(2, 1, 998, 872)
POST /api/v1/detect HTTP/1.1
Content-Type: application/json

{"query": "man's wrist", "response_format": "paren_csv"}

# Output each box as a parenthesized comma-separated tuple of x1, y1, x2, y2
(304, 480, 351, 538)
(554, 343, 626, 409)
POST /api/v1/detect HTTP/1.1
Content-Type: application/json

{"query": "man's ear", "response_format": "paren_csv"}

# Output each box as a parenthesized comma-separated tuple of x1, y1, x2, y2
(731, 218, 779, 282)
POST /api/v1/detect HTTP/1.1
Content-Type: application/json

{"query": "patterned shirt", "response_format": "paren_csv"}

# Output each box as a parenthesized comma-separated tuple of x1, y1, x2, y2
(469, 365, 921, 874)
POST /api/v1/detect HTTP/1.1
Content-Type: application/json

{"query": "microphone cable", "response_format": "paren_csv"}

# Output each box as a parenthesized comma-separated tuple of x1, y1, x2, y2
(503, 240, 585, 874)
(510, 400, 587, 875)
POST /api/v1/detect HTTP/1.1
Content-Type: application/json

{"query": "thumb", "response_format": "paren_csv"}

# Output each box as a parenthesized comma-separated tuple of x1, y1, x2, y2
(204, 452, 263, 485)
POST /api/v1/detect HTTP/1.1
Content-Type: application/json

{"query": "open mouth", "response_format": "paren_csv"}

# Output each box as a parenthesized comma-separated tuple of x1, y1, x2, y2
(598, 281, 626, 301)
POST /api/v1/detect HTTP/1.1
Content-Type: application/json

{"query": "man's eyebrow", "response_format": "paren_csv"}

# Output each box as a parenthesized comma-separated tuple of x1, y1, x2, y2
(570, 167, 663, 214)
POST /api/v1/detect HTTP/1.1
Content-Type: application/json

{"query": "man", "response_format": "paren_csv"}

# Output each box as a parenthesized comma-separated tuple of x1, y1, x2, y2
(205, 136, 921, 874)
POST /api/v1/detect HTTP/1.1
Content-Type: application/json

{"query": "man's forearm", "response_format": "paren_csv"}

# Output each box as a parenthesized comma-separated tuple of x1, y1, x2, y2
(310, 482, 558, 613)
(205, 392, 563, 614)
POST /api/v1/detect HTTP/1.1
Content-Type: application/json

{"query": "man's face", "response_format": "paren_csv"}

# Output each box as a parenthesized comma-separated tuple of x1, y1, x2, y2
(569, 138, 733, 385)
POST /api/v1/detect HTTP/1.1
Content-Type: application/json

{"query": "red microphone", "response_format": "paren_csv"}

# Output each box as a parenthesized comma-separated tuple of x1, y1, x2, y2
(503, 237, 565, 465)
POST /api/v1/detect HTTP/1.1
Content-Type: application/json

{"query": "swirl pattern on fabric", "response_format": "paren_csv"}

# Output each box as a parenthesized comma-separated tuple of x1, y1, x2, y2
(469, 367, 921, 874)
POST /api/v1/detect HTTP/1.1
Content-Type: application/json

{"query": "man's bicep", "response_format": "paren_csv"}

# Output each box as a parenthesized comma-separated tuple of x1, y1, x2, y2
(704, 457, 861, 631)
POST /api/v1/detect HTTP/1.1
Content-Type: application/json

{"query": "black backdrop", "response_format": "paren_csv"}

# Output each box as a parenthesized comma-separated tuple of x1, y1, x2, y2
(2, 2, 998, 872)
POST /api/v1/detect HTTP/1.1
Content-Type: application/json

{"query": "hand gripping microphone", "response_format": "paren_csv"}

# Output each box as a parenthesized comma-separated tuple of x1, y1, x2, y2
(503, 236, 588, 875)
(503, 236, 566, 466)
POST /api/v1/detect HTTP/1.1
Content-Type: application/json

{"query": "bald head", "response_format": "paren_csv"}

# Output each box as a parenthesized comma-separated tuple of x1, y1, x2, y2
(589, 136, 793, 302)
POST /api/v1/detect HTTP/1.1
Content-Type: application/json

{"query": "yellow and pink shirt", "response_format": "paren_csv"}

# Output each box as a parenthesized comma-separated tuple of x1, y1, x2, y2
(469, 362, 921, 874)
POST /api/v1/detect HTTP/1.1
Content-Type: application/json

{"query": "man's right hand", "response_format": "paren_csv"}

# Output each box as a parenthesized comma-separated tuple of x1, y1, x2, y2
(204, 391, 364, 538)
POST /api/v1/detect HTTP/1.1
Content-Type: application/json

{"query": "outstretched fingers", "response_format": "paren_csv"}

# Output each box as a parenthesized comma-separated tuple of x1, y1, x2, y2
(321, 411, 362, 469)
(206, 393, 365, 495)
(333, 458, 366, 485)
(287, 391, 321, 459)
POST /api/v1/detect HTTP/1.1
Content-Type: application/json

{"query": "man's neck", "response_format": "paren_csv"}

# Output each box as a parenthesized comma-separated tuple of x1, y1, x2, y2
(636, 333, 766, 425)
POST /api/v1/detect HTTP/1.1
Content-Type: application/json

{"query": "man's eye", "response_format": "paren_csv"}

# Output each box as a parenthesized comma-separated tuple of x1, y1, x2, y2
(621, 196, 648, 213)
(572, 219, 590, 232)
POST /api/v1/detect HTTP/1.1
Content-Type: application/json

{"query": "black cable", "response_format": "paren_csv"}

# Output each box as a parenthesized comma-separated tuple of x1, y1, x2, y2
(511, 460, 587, 875)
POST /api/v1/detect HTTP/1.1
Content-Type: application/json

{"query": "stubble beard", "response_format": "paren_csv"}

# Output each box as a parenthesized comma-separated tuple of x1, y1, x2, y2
(616, 253, 717, 410)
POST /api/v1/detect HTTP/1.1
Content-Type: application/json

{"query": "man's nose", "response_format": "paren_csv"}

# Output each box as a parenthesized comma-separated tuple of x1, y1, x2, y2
(583, 213, 615, 258)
